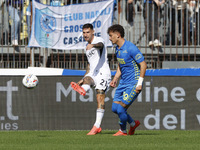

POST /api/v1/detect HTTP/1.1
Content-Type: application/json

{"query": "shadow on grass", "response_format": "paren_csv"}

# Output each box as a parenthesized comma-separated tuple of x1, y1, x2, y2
(100, 131, 159, 136)
(135, 132, 159, 136)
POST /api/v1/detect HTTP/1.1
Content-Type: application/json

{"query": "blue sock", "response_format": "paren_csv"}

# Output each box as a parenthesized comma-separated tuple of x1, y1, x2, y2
(117, 104, 127, 131)
(127, 114, 134, 124)
(111, 102, 118, 114)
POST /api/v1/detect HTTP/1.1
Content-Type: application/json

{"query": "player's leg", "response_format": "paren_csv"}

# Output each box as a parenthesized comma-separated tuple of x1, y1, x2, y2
(95, 89, 105, 128)
(113, 101, 140, 136)
(113, 83, 141, 136)
(111, 102, 118, 114)
(114, 102, 128, 136)
(112, 101, 130, 136)
(112, 84, 128, 136)
(127, 114, 135, 127)
(81, 76, 94, 91)
(128, 118, 140, 135)
(87, 89, 106, 135)
(125, 85, 141, 135)
(87, 73, 110, 135)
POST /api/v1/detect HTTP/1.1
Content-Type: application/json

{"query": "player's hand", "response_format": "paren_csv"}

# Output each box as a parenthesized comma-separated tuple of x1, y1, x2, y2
(77, 79, 84, 86)
(86, 44, 93, 50)
(110, 80, 117, 87)
(136, 85, 142, 93)
(110, 77, 119, 87)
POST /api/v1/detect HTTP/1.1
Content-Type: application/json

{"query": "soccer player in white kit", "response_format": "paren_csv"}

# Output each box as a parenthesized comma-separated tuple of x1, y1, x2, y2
(71, 23, 111, 135)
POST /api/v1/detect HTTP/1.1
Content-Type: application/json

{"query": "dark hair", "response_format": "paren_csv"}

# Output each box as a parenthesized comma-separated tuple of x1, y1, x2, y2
(82, 23, 94, 30)
(107, 24, 125, 38)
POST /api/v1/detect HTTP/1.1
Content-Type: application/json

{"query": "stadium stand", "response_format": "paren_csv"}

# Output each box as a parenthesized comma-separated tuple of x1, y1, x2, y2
(0, 0, 199, 69)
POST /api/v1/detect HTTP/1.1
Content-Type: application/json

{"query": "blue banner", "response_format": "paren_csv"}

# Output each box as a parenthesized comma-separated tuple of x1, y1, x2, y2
(28, 0, 114, 50)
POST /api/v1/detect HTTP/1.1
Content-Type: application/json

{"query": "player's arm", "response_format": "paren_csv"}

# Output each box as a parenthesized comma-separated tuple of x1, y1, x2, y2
(93, 42, 104, 49)
(136, 61, 147, 93)
(110, 64, 121, 87)
(86, 42, 104, 50)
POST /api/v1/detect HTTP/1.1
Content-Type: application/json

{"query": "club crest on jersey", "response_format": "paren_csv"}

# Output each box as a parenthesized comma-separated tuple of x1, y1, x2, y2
(86, 49, 95, 58)
(135, 54, 142, 60)
(123, 50, 128, 53)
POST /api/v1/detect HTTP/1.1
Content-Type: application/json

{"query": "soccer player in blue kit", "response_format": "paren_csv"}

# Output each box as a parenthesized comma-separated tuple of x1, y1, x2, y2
(107, 24, 147, 136)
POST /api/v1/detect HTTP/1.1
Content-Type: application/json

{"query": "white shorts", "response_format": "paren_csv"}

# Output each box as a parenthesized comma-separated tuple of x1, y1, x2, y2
(84, 71, 111, 91)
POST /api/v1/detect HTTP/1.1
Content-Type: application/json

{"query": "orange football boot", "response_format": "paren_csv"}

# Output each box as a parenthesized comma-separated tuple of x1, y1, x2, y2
(113, 130, 127, 136)
(70, 82, 86, 96)
(87, 126, 102, 135)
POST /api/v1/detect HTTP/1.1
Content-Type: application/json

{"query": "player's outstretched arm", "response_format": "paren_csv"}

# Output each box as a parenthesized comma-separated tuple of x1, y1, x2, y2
(110, 78, 118, 87)
(110, 65, 121, 87)
(136, 61, 147, 93)
(93, 42, 104, 49)
(139, 61, 147, 78)
(86, 42, 104, 50)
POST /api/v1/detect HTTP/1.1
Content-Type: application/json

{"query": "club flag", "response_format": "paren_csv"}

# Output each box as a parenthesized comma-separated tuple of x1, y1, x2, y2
(28, 0, 114, 50)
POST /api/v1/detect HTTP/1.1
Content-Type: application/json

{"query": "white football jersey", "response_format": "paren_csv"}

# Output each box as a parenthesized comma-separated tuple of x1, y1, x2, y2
(85, 36, 110, 76)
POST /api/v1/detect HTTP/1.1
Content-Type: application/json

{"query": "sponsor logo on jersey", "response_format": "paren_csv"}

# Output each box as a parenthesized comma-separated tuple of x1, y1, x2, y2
(117, 58, 126, 64)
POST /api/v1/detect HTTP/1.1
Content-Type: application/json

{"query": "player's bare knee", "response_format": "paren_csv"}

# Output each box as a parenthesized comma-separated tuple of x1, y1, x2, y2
(96, 89, 105, 95)
(83, 76, 94, 85)
(96, 90, 105, 108)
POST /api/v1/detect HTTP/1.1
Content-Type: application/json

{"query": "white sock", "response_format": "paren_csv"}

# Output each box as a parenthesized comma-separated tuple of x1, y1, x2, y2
(94, 109, 105, 128)
(81, 84, 90, 92)
(120, 129, 127, 133)
(130, 121, 136, 127)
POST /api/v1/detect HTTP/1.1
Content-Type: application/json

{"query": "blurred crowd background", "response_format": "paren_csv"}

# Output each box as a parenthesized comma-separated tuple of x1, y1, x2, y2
(0, 0, 199, 69)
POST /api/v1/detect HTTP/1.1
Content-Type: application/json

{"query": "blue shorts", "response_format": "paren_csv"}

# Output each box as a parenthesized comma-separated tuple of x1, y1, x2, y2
(113, 83, 139, 105)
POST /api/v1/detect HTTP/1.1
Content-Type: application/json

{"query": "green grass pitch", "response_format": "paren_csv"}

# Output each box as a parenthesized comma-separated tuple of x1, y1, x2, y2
(0, 130, 200, 150)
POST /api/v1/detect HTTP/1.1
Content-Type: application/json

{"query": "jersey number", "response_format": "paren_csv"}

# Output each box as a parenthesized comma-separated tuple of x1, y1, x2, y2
(100, 79, 107, 87)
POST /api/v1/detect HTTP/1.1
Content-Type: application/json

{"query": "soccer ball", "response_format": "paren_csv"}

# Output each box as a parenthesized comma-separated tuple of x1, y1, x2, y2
(22, 74, 39, 89)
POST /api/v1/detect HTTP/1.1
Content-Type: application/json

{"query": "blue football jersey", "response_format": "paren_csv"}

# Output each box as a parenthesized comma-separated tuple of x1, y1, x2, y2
(116, 40, 144, 84)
